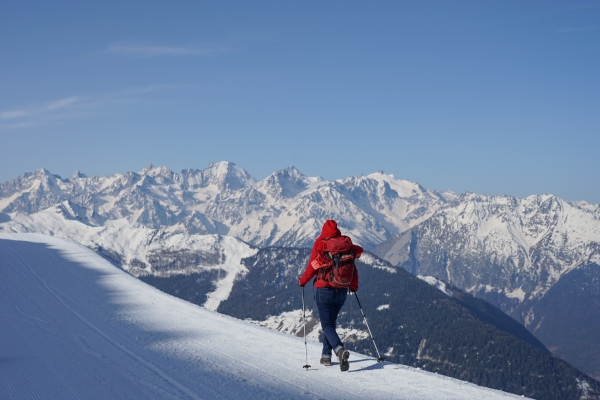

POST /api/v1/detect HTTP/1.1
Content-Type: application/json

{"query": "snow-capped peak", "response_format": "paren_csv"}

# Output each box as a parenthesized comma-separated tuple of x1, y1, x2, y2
(368, 169, 395, 179)
(139, 163, 156, 175)
(203, 161, 256, 191)
(139, 164, 175, 184)
(34, 167, 55, 178)
(281, 165, 303, 178)
(258, 166, 309, 199)
(70, 170, 87, 180)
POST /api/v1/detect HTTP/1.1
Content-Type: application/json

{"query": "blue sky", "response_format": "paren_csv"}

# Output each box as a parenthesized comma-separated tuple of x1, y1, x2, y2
(1, 1, 598, 203)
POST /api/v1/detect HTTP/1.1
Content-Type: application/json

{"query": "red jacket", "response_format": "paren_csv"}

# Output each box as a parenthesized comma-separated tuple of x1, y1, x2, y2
(298, 220, 362, 291)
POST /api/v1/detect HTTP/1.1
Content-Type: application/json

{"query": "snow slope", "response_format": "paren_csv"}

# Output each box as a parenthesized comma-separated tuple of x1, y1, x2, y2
(0, 206, 258, 311)
(0, 233, 524, 399)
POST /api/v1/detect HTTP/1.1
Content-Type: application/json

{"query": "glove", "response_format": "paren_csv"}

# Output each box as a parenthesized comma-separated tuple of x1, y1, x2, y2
(298, 278, 305, 287)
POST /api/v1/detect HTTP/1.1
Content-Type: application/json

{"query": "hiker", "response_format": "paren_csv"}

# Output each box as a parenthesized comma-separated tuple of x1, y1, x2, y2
(298, 219, 363, 372)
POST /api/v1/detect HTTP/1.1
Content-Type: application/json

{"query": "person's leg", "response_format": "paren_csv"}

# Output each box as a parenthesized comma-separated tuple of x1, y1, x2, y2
(331, 288, 350, 371)
(330, 288, 347, 354)
(315, 288, 343, 359)
(321, 332, 333, 359)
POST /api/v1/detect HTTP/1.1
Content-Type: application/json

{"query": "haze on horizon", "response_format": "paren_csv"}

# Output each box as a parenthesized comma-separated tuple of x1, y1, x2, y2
(1, 1, 598, 203)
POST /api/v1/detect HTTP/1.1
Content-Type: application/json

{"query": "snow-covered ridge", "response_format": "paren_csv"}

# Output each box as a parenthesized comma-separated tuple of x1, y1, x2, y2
(419, 193, 600, 297)
(360, 252, 397, 273)
(0, 162, 453, 248)
(0, 233, 525, 399)
(374, 191, 600, 331)
(417, 275, 453, 296)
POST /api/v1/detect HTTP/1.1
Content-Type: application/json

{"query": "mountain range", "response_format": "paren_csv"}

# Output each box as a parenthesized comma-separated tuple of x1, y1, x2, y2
(1, 162, 599, 384)
(0, 162, 454, 248)
(372, 192, 600, 378)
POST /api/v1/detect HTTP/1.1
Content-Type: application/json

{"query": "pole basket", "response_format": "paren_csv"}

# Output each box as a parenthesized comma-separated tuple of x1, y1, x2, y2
(377, 357, 385, 363)
(303, 364, 311, 370)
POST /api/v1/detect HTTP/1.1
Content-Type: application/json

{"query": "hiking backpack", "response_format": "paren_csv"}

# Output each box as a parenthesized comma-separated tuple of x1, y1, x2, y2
(315, 235, 357, 289)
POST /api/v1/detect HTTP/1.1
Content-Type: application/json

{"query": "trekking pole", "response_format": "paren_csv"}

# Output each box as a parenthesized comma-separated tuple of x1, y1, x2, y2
(301, 287, 311, 370)
(354, 292, 385, 362)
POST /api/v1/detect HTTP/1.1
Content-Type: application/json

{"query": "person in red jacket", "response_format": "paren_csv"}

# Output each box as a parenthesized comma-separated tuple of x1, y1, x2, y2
(298, 220, 363, 372)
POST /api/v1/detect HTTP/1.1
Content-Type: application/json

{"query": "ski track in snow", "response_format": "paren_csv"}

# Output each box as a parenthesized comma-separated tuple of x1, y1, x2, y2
(0, 233, 526, 400)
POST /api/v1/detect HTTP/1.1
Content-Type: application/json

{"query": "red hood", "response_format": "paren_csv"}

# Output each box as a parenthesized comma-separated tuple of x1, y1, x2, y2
(317, 220, 341, 241)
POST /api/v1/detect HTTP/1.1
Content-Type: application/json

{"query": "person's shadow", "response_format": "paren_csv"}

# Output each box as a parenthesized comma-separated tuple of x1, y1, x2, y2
(344, 357, 387, 372)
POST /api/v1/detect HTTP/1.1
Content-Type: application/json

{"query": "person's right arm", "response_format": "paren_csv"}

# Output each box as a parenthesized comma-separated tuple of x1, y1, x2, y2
(298, 262, 317, 287)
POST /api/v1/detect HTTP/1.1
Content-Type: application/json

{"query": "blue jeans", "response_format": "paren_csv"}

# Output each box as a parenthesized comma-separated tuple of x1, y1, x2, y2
(315, 287, 347, 358)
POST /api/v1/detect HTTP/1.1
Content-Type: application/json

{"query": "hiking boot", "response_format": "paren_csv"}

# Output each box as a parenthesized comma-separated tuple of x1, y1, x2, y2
(320, 357, 332, 366)
(336, 347, 350, 372)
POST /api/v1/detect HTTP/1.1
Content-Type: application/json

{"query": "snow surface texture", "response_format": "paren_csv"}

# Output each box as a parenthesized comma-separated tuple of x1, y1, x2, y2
(0, 233, 524, 399)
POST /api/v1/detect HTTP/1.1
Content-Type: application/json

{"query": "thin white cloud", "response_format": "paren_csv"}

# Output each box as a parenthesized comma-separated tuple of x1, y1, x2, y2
(44, 96, 83, 111)
(112, 84, 194, 96)
(3, 121, 40, 129)
(0, 110, 29, 120)
(0, 85, 183, 130)
(106, 43, 232, 57)
(1, 97, 84, 123)
(104, 28, 278, 58)
(557, 26, 597, 33)
(562, 4, 600, 11)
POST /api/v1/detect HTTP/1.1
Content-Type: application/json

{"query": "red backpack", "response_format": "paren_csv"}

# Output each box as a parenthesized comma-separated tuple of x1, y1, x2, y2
(316, 236, 357, 289)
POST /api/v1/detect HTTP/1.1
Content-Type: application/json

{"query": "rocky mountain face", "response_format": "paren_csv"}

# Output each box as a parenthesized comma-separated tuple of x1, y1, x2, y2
(527, 261, 600, 380)
(373, 192, 600, 379)
(0, 162, 453, 248)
